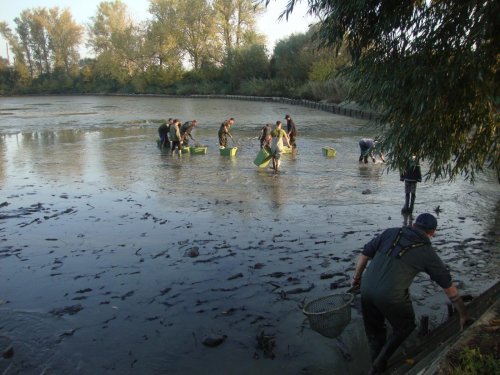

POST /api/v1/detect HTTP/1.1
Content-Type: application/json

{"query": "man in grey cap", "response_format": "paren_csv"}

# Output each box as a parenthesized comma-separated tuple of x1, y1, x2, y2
(351, 213, 471, 374)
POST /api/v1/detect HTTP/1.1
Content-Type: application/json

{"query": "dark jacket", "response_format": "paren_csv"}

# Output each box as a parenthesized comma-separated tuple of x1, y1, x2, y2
(361, 226, 451, 304)
(401, 159, 422, 182)
(286, 119, 297, 136)
(158, 123, 169, 137)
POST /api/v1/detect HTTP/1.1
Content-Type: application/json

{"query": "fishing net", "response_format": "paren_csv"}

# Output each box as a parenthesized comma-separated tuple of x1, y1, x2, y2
(303, 293, 354, 338)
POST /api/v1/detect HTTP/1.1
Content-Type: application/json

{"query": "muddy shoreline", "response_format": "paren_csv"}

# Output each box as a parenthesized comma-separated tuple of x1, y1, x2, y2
(1, 96, 499, 374)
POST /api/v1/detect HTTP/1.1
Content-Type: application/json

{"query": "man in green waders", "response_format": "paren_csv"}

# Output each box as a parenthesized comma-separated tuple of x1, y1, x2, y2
(351, 213, 471, 374)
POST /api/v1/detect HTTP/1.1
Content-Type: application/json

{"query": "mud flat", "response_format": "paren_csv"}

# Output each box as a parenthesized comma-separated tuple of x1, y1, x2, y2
(0, 95, 499, 374)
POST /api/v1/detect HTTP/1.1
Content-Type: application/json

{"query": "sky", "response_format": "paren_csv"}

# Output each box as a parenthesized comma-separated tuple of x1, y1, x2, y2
(0, 0, 318, 61)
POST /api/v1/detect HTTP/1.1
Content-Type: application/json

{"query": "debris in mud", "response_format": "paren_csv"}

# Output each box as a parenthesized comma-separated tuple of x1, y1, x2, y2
(120, 291, 135, 300)
(202, 334, 227, 347)
(251, 263, 265, 270)
(2, 345, 14, 359)
(184, 247, 200, 258)
(49, 304, 83, 316)
(284, 284, 315, 295)
(268, 272, 286, 278)
(330, 281, 350, 290)
(341, 231, 356, 238)
(362, 189, 372, 195)
(334, 337, 353, 361)
(43, 207, 75, 220)
(57, 328, 78, 343)
(0, 202, 9, 208)
(227, 273, 243, 280)
(256, 331, 276, 359)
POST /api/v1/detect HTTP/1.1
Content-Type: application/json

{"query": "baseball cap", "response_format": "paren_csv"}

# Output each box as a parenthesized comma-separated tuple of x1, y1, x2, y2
(415, 213, 437, 230)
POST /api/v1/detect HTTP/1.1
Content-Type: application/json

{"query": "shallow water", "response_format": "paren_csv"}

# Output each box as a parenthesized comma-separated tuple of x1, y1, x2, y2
(0, 96, 499, 374)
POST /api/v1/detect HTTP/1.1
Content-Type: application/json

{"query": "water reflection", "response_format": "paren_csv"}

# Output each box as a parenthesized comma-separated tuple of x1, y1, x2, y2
(402, 213, 414, 227)
(357, 163, 385, 180)
(254, 169, 286, 210)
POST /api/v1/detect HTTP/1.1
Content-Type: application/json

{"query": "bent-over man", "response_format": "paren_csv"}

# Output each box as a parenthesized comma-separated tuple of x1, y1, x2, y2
(352, 213, 470, 374)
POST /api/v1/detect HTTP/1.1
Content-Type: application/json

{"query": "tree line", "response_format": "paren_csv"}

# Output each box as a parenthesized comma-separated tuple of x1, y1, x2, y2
(0, 0, 350, 101)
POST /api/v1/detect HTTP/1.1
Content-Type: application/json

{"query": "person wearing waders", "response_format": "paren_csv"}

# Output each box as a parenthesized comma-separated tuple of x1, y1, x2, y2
(351, 213, 471, 374)
(359, 138, 385, 163)
(259, 123, 272, 149)
(400, 156, 422, 214)
(270, 121, 291, 172)
(218, 118, 235, 148)
(169, 119, 183, 156)
(180, 119, 197, 146)
(284, 114, 297, 148)
(158, 118, 172, 148)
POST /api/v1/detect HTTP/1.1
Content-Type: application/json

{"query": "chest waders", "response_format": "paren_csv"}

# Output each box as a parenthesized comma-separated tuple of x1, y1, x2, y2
(366, 229, 426, 373)
(385, 229, 425, 259)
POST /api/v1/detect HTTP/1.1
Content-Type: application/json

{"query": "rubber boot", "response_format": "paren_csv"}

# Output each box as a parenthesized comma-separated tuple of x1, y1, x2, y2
(401, 194, 410, 214)
(371, 324, 414, 374)
(409, 194, 416, 213)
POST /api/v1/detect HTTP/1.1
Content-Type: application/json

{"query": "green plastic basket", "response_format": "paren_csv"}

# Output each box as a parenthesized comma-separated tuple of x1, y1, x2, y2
(303, 293, 353, 338)
(220, 147, 238, 156)
(190, 146, 207, 155)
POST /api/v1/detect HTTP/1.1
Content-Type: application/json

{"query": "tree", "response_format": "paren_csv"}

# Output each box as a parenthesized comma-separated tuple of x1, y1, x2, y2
(0, 21, 30, 83)
(5, 7, 83, 80)
(87, 1, 142, 83)
(272, 32, 315, 82)
(263, 0, 499, 182)
(225, 43, 269, 89)
(46, 8, 83, 75)
(0, 57, 21, 94)
(213, 0, 264, 58)
(147, 0, 220, 71)
(177, 0, 219, 70)
(147, 0, 184, 69)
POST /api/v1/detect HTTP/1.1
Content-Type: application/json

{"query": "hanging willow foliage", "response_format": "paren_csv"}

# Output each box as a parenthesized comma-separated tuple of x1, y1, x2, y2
(263, 0, 499, 182)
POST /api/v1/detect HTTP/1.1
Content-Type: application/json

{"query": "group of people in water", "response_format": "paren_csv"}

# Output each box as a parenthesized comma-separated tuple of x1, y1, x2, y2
(257, 115, 298, 171)
(158, 118, 421, 214)
(157, 115, 298, 172)
(158, 118, 198, 156)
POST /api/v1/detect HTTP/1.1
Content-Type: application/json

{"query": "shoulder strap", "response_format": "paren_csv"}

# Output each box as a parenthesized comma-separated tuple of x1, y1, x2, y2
(386, 229, 425, 259)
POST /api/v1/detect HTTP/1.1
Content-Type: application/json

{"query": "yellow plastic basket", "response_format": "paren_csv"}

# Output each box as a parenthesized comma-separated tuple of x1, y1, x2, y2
(322, 147, 337, 157)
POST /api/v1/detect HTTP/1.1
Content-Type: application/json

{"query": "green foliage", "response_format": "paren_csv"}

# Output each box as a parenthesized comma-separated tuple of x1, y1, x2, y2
(2, 1, 360, 112)
(238, 78, 299, 97)
(296, 78, 350, 103)
(309, 58, 336, 82)
(0, 59, 21, 94)
(273, 33, 315, 82)
(224, 43, 269, 90)
(280, 0, 499, 182)
(451, 347, 500, 375)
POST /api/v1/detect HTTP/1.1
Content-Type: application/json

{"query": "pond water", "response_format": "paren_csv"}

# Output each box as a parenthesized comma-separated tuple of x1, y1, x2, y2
(0, 96, 498, 374)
